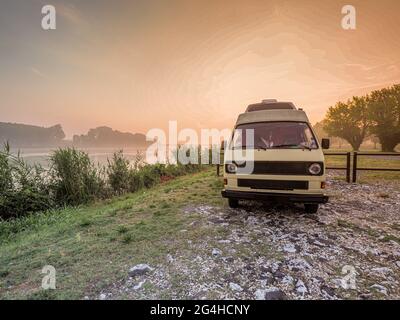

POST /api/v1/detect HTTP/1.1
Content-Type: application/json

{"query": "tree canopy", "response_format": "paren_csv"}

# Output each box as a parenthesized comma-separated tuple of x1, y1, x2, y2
(368, 85, 400, 152)
(323, 96, 370, 151)
(322, 84, 400, 151)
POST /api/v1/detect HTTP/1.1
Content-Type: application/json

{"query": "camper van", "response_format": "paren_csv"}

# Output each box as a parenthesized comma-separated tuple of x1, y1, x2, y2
(221, 99, 330, 213)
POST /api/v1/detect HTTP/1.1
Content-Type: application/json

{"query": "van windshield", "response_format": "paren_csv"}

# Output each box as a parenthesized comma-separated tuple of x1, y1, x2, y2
(231, 122, 318, 150)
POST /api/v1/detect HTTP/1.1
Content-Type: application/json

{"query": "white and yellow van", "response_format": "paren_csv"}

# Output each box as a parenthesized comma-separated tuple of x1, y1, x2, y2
(221, 99, 330, 213)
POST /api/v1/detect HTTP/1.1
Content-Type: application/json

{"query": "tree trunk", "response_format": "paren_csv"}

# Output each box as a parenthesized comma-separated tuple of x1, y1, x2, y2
(381, 140, 398, 152)
(350, 140, 361, 151)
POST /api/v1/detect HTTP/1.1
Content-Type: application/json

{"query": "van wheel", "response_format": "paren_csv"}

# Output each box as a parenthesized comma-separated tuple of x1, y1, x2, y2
(304, 204, 319, 214)
(228, 198, 239, 208)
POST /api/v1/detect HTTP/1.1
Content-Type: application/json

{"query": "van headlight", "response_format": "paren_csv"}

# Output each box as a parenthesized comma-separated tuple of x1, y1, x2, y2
(309, 163, 322, 175)
(226, 163, 237, 173)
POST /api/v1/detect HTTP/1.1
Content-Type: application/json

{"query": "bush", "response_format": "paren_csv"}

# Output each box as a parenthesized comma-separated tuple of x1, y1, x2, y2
(0, 143, 52, 219)
(107, 150, 130, 194)
(49, 148, 105, 205)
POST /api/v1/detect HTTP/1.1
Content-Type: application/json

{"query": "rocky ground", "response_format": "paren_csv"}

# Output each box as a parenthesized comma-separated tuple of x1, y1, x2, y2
(96, 174, 400, 300)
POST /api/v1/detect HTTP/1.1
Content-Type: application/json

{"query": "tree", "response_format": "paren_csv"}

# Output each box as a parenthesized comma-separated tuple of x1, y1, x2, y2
(313, 120, 346, 148)
(48, 124, 65, 141)
(323, 96, 370, 151)
(367, 84, 400, 152)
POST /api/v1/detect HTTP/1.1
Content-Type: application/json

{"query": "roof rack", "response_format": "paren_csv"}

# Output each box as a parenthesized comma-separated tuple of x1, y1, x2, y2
(245, 100, 297, 112)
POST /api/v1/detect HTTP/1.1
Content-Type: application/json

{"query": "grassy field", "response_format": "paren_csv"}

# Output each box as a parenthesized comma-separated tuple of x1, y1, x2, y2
(0, 169, 224, 299)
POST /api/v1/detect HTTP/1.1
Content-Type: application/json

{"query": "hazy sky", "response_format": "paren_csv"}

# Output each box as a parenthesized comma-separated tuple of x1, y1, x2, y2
(1, 0, 400, 138)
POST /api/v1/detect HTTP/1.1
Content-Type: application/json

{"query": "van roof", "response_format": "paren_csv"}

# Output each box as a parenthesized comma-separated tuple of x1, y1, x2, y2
(246, 101, 296, 112)
(236, 109, 310, 127)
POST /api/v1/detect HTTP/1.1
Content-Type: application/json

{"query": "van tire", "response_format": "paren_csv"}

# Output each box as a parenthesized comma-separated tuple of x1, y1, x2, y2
(228, 198, 239, 208)
(304, 204, 319, 213)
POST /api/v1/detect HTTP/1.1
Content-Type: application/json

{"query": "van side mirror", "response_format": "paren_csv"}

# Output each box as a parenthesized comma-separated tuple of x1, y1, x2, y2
(321, 138, 330, 149)
(221, 140, 227, 151)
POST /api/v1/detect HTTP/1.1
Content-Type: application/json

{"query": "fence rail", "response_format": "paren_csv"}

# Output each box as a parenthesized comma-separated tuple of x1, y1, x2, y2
(352, 152, 400, 183)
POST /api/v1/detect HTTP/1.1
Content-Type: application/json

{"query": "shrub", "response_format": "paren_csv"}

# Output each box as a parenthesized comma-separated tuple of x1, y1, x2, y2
(0, 145, 12, 193)
(139, 165, 161, 188)
(127, 170, 144, 193)
(107, 150, 130, 194)
(49, 148, 105, 205)
(0, 143, 52, 219)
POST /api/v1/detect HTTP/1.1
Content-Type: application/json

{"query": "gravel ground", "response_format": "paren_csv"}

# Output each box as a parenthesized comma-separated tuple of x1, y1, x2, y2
(97, 175, 400, 300)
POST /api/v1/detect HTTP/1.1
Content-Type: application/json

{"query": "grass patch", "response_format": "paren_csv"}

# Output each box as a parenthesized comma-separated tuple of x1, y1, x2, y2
(0, 168, 223, 299)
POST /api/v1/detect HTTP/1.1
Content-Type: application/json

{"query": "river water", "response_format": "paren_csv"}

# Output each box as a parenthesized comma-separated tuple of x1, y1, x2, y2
(11, 147, 147, 167)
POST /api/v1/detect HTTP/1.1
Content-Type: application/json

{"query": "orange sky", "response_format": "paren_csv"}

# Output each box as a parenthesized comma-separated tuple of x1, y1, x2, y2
(1, 0, 400, 138)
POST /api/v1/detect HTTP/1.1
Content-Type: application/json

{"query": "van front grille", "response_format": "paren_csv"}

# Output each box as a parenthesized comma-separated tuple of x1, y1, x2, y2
(230, 161, 324, 176)
(238, 179, 309, 190)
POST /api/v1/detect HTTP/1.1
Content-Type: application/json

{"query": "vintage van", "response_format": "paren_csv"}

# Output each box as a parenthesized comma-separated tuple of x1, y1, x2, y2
(221, 99, 330, 213)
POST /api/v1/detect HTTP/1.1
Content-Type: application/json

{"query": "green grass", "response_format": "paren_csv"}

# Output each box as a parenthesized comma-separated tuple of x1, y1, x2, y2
(0, 168, 224, 300)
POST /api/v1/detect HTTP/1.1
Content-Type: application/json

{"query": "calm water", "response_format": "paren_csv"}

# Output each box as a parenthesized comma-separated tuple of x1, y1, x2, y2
(12, 147, 147, 168)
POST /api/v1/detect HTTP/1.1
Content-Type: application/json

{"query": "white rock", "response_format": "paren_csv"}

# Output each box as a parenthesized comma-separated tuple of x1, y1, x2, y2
(281, 275, 294, 286)
(212, 248, 222, 256)
(283, 243, 296, 253)
(255, 289, 267, 300)
(332, 278, 344, 288)
(255, 287, 286, 300)
(133, 280, 146, 290)
(295, 280, 308, 295)
(370, 284, 387, 295)
(288, 258, 312, 271)
(99, 293, 107, 300)
(270, 261, 281, 273)
(229, 282, 243, 292)
(128, 264, 154, 277)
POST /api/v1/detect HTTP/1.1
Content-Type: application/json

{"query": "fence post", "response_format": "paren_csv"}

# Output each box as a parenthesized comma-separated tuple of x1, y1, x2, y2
(217, 164, 220, 176)
(352, 152, 358, 183)
(346, 152, 351, 183)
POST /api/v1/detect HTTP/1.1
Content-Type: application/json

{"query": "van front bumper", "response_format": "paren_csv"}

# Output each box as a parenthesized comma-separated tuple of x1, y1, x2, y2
(221, 190, 329, 204)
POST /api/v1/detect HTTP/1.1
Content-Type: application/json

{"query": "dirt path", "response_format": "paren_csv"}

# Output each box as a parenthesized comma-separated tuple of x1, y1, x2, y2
(96, 176, 400, 300)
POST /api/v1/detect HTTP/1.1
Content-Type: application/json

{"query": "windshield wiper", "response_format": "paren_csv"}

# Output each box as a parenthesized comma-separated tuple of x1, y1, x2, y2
(271, 144, 312, 150)
(270, 144, 298, 148)
(256, 145, 267, 150)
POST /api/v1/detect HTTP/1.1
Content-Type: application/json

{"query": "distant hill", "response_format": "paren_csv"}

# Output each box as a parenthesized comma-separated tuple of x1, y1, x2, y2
(0, 122, 66, 147)
(72, 126, 150, 147)
(1, 122, 150, 148)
